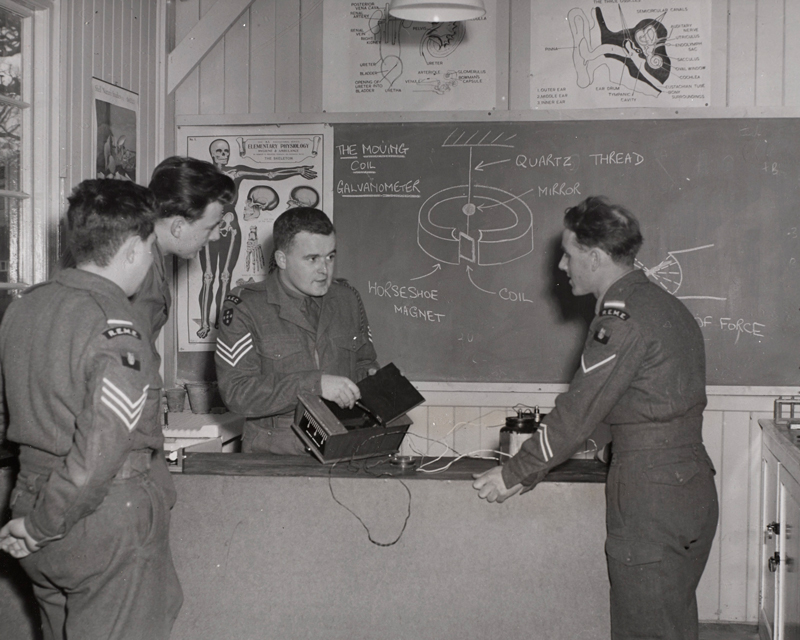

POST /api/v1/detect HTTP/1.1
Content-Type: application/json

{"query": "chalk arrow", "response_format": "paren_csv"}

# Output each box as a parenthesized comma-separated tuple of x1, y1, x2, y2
(478, 187, 536, 211)
(466, 265, 497, 295)
(410, 263, 442, 281)
(474, 158, 511, 171)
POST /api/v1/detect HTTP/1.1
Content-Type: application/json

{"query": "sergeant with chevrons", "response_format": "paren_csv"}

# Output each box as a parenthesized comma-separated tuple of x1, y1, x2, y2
(215, 206, 378, 455)
(473, 196, 719, 640)
(0, 180, 182, 640)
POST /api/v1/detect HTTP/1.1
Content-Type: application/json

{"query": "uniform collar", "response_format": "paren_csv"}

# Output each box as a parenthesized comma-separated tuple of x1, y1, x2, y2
(54, 267, 131, 302)
(263, 270, 321, 333)
(151, 240, 167, 281)
(596, 269, 648, 314)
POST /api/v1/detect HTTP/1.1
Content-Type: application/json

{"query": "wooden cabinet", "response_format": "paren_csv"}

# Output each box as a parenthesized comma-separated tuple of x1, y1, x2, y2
(760, 420, 800, 640)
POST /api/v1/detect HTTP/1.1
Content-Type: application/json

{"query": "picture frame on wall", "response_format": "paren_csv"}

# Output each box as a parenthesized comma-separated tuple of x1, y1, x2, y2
(91, 77, 139, 181)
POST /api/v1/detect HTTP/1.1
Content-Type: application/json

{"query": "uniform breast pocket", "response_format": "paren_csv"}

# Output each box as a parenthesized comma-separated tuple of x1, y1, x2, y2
(331, 333, 364, 371)
(258, 336, 308, 374)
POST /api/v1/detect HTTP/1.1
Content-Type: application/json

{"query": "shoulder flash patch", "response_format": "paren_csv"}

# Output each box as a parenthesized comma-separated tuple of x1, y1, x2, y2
(600, 308, 630, 321)
(594, 327, 610, 344)
(222, 308, 234, 326)
(121, 352, 141, 370)
(603, 300, 626, 309)
(103, 326, 142, 340)
(225, 294, 242, 305)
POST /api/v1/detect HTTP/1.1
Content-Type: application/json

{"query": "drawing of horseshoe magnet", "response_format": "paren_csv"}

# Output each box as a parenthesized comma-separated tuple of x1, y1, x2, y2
(417, 185, 534, 267)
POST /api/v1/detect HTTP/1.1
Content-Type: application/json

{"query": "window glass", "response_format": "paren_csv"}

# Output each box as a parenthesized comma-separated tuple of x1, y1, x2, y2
(0, 8, 21, 100)
(0, 5, 23, 304)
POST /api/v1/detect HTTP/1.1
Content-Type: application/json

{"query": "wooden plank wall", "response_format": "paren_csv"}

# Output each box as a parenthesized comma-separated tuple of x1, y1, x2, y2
(60, 0, 161, 194)
(169, 0, 800, 624)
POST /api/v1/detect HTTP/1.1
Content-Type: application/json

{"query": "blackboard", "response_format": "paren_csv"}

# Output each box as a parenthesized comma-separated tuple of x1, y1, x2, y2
(333, 119, 800, 386)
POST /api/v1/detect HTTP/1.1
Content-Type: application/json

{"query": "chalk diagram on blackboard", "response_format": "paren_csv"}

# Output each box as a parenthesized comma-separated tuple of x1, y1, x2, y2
(567, 6, 671, 98)
(635, 244, 726, 301)
(417, 129, 534, 291)
(367, 6, 464, 94)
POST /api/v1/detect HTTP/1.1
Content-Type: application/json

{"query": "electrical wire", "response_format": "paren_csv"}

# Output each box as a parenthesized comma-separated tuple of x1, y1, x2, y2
(326, 430, 412, 547)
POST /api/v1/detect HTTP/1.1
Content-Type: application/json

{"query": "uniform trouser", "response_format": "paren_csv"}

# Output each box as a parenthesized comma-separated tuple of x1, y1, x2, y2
(605, 443, 719, 640)
(11, 471, 182, 640)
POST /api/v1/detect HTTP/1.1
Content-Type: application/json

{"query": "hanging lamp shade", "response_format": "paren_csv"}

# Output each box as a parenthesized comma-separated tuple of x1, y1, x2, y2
(387, 0, 486, 22)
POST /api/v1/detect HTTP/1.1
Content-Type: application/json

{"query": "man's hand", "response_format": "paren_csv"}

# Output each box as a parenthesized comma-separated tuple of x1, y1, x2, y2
(0, 517, 39, 558)
(472, 466, 523, 503)
(321, 374, 361, 409)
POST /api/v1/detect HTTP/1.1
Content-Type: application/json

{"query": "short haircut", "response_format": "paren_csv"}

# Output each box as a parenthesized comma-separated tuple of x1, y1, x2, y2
(270, 207, 335, 273)
(148, 156, 236, 222)
(66, 179, 157, 267)
(563, 196, 643, 266)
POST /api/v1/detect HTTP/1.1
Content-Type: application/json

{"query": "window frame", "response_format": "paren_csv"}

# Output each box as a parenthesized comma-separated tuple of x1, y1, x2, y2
(0, 0, 59, 293)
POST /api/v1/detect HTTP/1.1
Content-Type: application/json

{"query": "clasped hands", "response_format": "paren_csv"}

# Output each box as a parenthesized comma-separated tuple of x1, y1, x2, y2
(0, 517, 39, 559)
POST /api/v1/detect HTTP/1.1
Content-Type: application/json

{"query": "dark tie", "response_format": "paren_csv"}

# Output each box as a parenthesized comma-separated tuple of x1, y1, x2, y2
(303, 296, 320, 329)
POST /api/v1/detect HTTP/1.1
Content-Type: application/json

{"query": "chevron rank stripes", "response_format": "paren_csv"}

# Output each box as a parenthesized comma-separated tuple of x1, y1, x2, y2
(216, 333, 254, 367)
(101, 378, 148, 432)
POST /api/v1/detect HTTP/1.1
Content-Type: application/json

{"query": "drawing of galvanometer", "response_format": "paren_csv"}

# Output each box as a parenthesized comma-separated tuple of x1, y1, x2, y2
(635, 243, 726, 301)
(417, 129, 534, 267)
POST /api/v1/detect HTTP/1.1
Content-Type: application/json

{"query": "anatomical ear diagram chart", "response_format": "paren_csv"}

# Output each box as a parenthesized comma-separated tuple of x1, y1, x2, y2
(531, 0, 711, 110)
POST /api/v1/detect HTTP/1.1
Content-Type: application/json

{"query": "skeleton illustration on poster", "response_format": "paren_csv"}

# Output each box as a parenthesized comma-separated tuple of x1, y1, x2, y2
(176, 125, 333, 351)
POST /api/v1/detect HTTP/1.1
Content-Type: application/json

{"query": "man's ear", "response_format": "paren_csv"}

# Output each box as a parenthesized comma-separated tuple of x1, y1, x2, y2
(122, 235, 140, 265)
(590, 247, 610, 271)
(589, 247, 601, 271)
(274, 250, 286, 270)
(170, 217, 184, 239)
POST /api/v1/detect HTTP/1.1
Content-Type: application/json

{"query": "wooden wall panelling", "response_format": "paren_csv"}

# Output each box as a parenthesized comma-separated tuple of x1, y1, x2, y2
(111, 0, 123, 85)
(754, 0, 785, 106)
(785, 0, 800, 105)
(698, 409, 724, 619)
(401, 405, 429, 456)
(78, 0, 97, 182)
(127, 1, 140, 109)
(718, 410, 756, 620)
(727, 0, 757, 107)
(141, 0, 157, 181)
(426, 406, 457, 459)
(223, 5, 250, 115)
(198, 0, 225, 115)
(508, 0, 530, 111)
(452, 406, 483, 461)
(493, 0, 509, 112)
(274, 0, 301, 114)
(174, 0, 201, 116)
(300, 0, 322, 114)
(248, 0, 277, 114)
(710, 0, 729, 107)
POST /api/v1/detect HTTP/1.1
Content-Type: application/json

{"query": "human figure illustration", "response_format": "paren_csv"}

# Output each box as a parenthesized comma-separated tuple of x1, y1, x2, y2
(197, 138, 318, 338)
(568, 7, 671, 97)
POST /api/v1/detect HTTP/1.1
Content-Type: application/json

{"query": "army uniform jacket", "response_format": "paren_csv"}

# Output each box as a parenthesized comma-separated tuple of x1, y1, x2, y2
(130, 241, 171, 368)
(503, 269, 706, 489)
(215, 271, 378, 433)
(0, 269, 157, 546)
